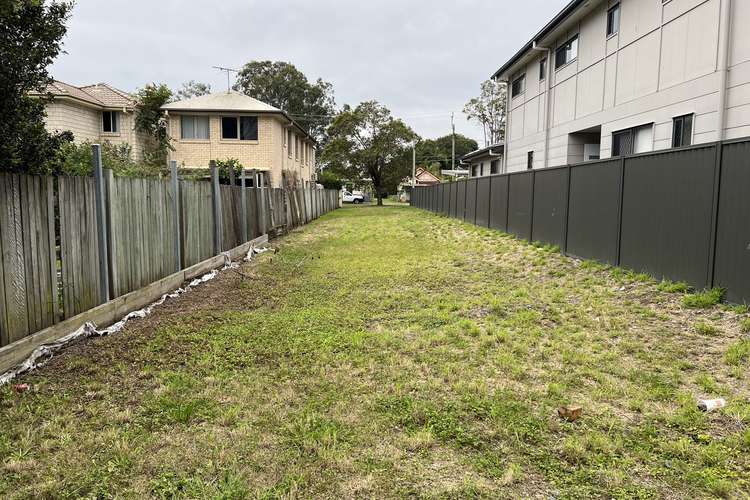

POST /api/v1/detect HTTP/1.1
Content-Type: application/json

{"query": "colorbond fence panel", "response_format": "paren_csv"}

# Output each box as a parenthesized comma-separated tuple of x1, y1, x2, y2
(566, 160, 621, 264)
(59, 176, 102, 319)
(475, 177, 491, 228)
(465, 179, 478, 224)
(489, 176, 509, 231)
(507, 173, 533, 240)
(531, 168, 569, 249)
(714, 141, 750, 304)
(619, 146, 716, 288)
(455, 181, 467, 220)
(441, 183, 450, 215)
(448, 183, 457, 218)
(180, 180, 214, 268)
(108, 177, 178, 298)
(0, 174, 58, 346)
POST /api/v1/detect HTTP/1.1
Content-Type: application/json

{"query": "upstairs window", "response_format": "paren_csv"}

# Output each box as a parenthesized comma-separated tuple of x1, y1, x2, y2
(102, 111, 118, 133)
(555, 35, 579, 69)
(613, 124, 653, 157)
(180, 115, 209, 140)
(672, 114, 694, 148)
(607, 4, 620, 36)
(288, 130, 293, 157)
(221, 116, 258, 140)
(539, 58, 547, 81)
(527, 151, 534, 170)
(490, 160, 499, 174)
(511, 74, 526, 98)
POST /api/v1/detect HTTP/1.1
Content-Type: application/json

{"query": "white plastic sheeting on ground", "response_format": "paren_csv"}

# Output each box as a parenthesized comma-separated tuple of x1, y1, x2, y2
(0, 246, 270, 385)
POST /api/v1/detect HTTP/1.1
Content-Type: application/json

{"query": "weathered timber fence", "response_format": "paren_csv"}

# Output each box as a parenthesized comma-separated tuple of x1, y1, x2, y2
(0, 156, 340, 352)
(412, 138, 750, 304)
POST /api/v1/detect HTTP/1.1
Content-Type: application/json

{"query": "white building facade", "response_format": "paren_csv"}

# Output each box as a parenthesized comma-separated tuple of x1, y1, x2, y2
(494, 0, 748, 172)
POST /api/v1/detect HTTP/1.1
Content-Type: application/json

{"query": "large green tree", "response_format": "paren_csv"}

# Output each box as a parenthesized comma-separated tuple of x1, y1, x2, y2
(322, 101, 417, 206)
(175, 80, 211, 101)
(234, 61, 335, 148)
(0, 0, 73, 173)
(134, 83, 173, 167)
(416, 134, 478, 175)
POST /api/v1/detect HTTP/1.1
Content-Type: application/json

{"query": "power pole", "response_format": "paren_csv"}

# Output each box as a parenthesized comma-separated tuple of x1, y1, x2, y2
(451, 112, 456, 170)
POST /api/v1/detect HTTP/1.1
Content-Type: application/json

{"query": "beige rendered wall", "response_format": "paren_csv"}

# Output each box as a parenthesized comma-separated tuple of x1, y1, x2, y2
(44, 100, 100, 143)
(504, 0, 746, 172)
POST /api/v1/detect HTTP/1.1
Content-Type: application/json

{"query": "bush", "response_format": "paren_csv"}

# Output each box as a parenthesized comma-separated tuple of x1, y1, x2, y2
(56, 140, 166, 177)
(317, 170, 342, 190)
(216, 158, 242, 183)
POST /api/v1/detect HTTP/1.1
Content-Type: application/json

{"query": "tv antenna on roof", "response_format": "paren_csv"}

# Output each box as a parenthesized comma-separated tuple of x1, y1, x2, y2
(213, 66, 239, 93)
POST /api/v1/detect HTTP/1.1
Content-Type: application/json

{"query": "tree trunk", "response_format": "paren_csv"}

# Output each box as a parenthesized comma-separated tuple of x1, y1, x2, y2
(377, 191, 383, 206)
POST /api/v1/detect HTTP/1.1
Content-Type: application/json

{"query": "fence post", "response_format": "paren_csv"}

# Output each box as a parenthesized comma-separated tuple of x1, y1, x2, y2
(615, 156, 626, 266)
(228, 166, 236, 186)
(258, 172, 268, 234)
(210, 160, 223, 255)
(562, 165, 572, 255)
(92, 144, 110, 304)
(103, 168, 118, 298)
(170, 161, 182, 272)
(240, 168, 248, 242)
(707, 142, 724, 289)
(528, 170, 536, 242)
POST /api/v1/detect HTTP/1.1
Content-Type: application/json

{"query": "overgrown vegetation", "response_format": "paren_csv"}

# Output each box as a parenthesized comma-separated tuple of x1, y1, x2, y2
(683, 288, 725, 309)
(0, 0, 73, 174)
(1, 206, 748, 497)
(134, 83, 173, 166)
(55, 140, 166, 177)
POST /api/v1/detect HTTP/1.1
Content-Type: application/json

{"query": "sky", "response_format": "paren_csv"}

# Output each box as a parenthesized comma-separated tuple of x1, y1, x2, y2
(50, 0, 568, 146)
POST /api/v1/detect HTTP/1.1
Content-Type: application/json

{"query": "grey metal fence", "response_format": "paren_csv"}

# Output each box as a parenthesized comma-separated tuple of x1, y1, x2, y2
(412, 138, 750, 304)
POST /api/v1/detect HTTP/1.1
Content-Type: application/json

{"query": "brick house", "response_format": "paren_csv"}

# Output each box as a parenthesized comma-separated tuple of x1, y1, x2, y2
(37, 80, 150, 159)
(161, 92, 316, 188)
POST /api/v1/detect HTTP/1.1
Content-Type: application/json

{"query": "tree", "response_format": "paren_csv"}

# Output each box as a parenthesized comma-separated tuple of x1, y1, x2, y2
(0, 0, 73, 173)
(416, 134, 478, 175)
(463, 79, 507, 147)
(134, 83, 173, 166)
(234, 61, 335, 147)
(317, 170, 343, 191)
(322, 101, 418, 206)
(176, 80, 211, 101)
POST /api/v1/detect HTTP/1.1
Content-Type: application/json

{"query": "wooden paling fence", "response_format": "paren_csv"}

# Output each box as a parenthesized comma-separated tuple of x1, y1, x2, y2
(0, 157, 340, 350)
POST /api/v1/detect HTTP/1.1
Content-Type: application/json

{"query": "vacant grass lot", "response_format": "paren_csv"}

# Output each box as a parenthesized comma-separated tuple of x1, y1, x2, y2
(1, 205, 749, 498)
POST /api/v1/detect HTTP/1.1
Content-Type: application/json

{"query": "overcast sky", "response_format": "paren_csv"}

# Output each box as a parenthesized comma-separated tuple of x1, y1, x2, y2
(50, 0, 567, 145)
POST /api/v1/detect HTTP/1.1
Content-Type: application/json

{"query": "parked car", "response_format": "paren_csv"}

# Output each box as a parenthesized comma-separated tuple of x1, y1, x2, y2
(342, 191, 365, 204)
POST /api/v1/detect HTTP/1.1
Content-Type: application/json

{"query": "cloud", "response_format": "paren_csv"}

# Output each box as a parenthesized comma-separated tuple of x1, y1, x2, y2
(51, 0, 566, 143)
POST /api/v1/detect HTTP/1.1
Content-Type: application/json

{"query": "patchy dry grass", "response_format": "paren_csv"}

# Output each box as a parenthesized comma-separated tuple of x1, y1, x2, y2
(1, 205, 749, 498)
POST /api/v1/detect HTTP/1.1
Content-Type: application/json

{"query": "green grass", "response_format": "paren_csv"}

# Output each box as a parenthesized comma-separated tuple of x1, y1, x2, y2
(683, 288, 725, 309)
(1, 205, 748, 498)
(658, 280, 691, 294)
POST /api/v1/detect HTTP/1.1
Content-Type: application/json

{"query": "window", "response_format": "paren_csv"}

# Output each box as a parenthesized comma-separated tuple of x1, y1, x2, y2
(490, 160, 499, 174)
(102, 111, 118, 133)
(607, 4, 620, 37)
(527, 151, 534, 170)
(511, 74, 526, 98)
(672, 114, 693, 148)
(479, 162, 485, 176)
(555, 35, 579, 69)
(612, 124, 653, 156)
(295, 137, 300, 160)
(222, 116, 238, 139)
(240, 116, 258, 140)
(288, 130, 293, 157)
(539, 58, 547, 81)
(472, 164, 479, 177)
(180, 116, 209, 140)
(222, 116, 258, 140)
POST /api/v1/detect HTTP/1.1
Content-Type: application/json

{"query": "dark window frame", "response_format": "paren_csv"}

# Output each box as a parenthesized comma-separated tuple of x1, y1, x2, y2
(490, 160, 499, 174)
(102, 111, 118, 133)
(539, 58, 547, 81)
(527, 151, 534, 170)
(607, 3, 620, 37)
(555, 35, 579, 69)
(221, 115, 259, 141)
(511, 73, 526, 98)
(672, 114, 694, 148)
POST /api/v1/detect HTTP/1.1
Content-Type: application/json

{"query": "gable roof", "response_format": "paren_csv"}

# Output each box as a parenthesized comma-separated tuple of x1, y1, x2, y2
(162, 91, 314, 142)
(461, 143, 504, 162)
(415, 167, 441, 183)
(38, 80, 136, 109)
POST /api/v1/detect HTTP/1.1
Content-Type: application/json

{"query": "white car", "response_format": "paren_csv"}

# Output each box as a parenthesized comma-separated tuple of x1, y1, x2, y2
(342, 191, 365, 204)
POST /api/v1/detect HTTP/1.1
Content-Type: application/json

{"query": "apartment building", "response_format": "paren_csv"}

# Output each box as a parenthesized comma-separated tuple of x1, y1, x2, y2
(162, 92, 316, 188)
(493, 0, 748, 172)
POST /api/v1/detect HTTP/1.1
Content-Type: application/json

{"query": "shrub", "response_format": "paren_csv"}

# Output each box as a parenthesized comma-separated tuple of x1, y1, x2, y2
(317, 170, 343, 190)
(215, 158, 243, 183)
(56, 140, 165, 177)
